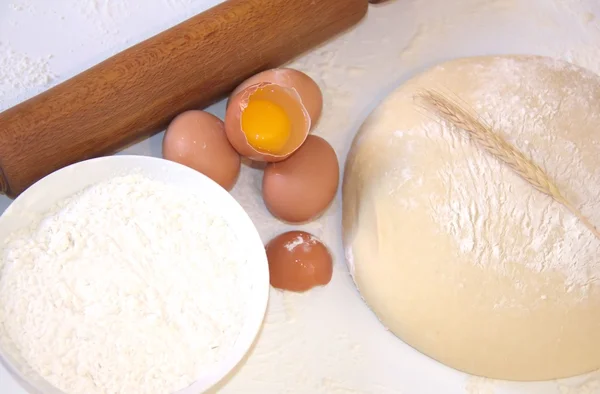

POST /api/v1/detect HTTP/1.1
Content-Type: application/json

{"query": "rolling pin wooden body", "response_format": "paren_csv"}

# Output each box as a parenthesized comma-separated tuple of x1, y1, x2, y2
(0, 0, 368, 198)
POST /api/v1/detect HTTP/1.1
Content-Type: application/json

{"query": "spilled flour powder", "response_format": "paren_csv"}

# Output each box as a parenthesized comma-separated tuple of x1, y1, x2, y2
(0, 42, 56, 111)
(284, 234, 319, 252)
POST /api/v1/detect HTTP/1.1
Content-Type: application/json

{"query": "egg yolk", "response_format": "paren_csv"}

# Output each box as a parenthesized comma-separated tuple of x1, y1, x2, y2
(241, 99, 292, 154)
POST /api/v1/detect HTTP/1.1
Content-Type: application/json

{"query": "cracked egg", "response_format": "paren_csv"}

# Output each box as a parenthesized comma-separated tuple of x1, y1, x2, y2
(224, 69, 322, 162)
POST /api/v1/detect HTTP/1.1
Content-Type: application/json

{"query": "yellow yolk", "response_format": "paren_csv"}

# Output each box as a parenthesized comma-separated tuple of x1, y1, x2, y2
(241, 99, 292, 154)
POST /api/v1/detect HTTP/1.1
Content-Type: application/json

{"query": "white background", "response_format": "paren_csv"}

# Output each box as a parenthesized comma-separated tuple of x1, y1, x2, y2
(1, 0, 600, 393)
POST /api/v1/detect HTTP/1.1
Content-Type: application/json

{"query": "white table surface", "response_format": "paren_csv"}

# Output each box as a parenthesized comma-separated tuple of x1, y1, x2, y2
(2, 0, 600, 393)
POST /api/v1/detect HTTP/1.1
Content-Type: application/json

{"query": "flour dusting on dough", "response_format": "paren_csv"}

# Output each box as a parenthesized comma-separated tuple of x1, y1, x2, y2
(418, 57, 600, 293)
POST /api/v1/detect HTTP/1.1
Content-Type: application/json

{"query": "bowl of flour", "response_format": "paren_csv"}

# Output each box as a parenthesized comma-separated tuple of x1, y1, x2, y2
(0, 155, 269, 394)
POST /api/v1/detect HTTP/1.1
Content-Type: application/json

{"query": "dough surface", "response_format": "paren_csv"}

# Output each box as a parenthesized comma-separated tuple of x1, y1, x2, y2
(342, 55, 600, 381)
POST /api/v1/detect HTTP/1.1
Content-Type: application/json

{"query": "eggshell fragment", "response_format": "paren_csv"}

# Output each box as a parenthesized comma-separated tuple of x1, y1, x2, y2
(262, 135, 339, 223)
(230, 68, 323, 126)
(225, 83, 311, 162)
(265, 231, 333, 292)
(162, 110, 241, 190)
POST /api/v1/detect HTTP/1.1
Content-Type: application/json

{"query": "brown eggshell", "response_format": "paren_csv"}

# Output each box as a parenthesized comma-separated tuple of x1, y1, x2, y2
(229, 68, 323, 126)
(262, 135, 339, 223)
(162, 110, 241, 190)
(224, 82, 311, 162)
(265, 231, 333, 292)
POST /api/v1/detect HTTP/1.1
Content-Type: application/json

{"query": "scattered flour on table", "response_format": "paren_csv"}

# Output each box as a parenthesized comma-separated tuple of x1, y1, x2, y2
(8, 2, 34, 12)
(465, 376, 497, 394)
(164, 0, 194, 7)
(73, 0, 131, 43)
(0, 42, 56, 111)
(0, 173, 250, 394)
(556, 370, 600, 394)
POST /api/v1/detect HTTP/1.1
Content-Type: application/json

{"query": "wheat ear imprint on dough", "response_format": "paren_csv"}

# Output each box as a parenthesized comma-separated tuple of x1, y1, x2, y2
(415, 88, 600, 241)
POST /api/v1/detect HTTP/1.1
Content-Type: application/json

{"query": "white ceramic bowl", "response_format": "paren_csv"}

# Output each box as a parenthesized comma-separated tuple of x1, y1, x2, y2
(0, 155, 270, 394)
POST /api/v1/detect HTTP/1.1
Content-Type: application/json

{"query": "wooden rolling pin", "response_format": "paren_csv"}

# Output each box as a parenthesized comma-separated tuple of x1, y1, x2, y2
(0, 0, 372, 198)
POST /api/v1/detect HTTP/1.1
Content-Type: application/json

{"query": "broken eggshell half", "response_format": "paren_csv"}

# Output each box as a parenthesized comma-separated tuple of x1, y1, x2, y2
(229, 68, 323, 127)
(224, 82, 311, 162)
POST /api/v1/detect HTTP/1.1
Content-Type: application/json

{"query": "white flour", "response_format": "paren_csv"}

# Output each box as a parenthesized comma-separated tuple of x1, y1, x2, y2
(0, 42, 56, 111)
(284, 234, 319, 252)
(284, 236, 307, 251)
(415, 57, 600, 292)
(0, 173, 249, 394)
(557, 371, 600, 394)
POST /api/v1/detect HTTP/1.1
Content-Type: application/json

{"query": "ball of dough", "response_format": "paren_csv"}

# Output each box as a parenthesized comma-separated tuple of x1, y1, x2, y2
(342, 55, 600, 381)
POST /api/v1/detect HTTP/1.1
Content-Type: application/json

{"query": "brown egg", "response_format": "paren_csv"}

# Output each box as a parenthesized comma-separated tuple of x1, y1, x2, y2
(262, 135, 339, 223)
(162, 110, 241, 190)
(265, 231, 333, 292)
(229, 68, 323, 126)
(225, 82, 311, 162)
